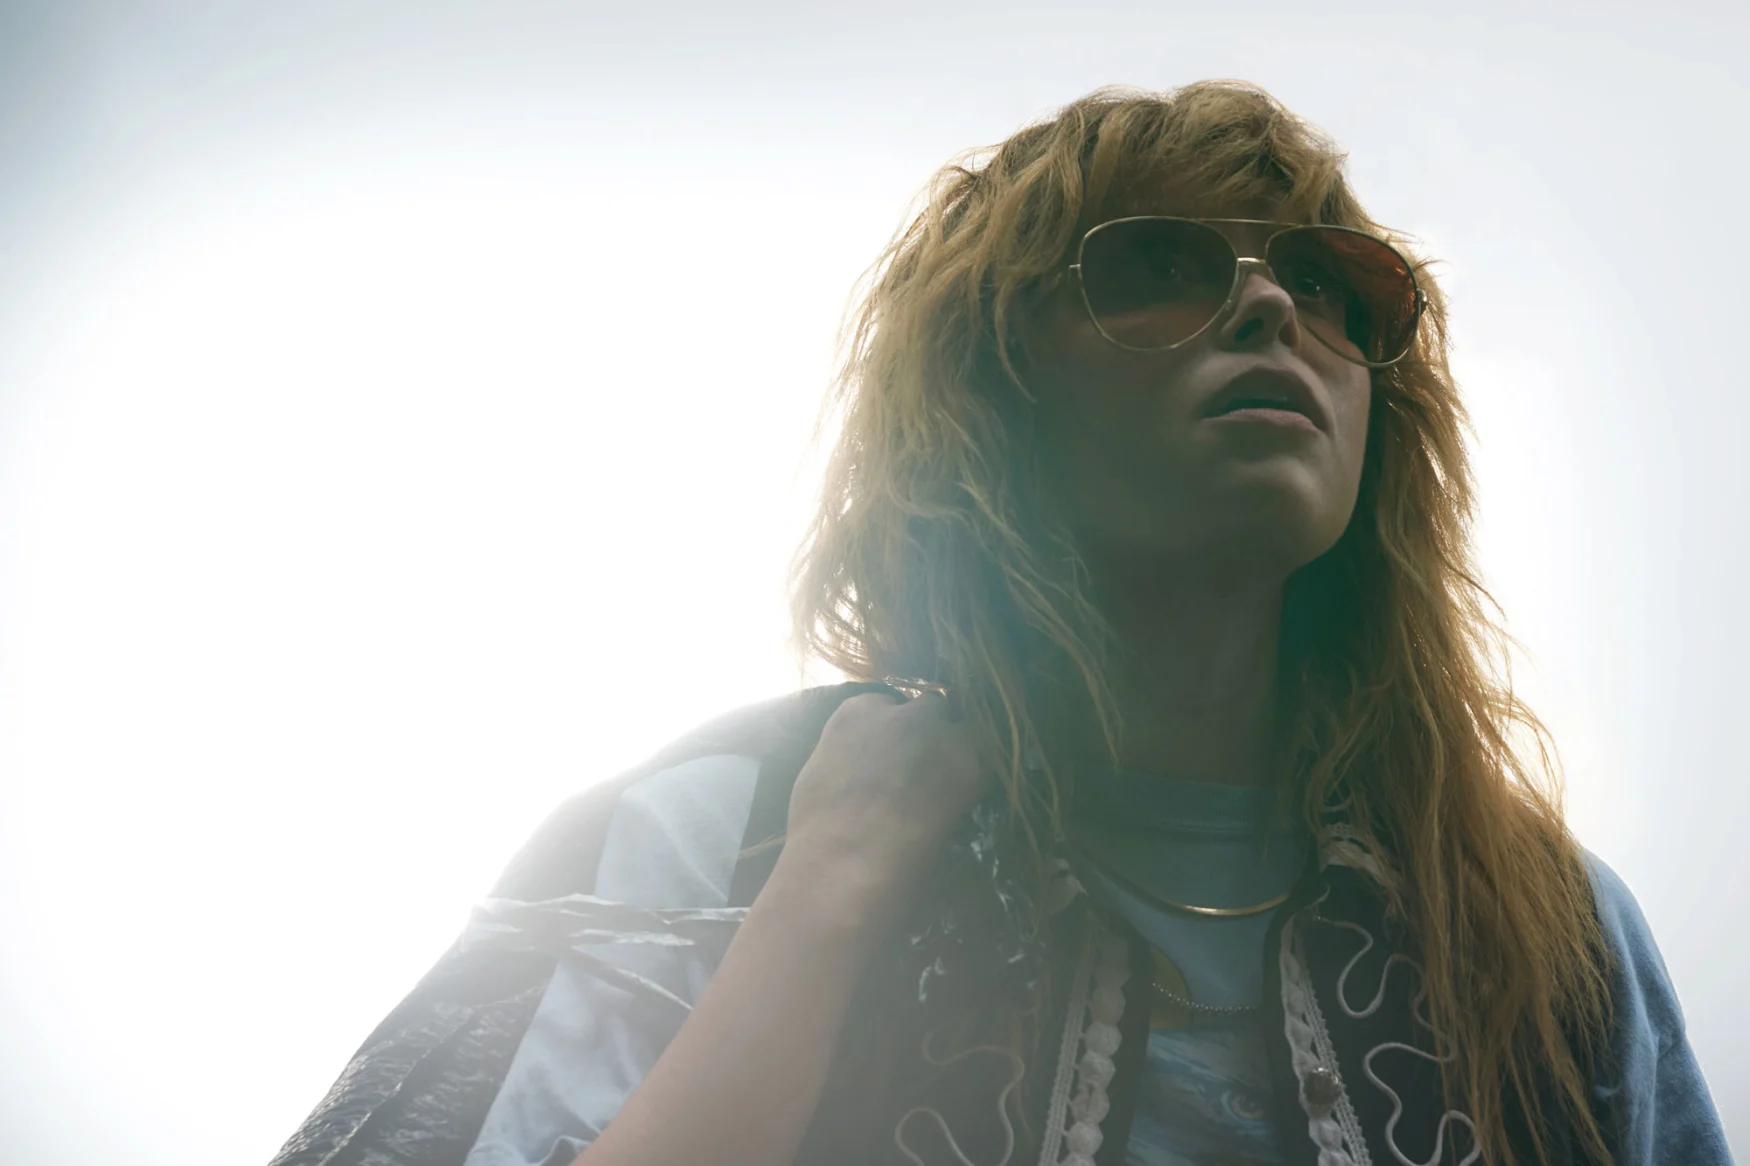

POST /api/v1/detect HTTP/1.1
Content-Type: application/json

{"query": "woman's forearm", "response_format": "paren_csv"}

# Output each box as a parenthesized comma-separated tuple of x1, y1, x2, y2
(572, 692, 984, 1166)
(570, 859, 883, 1166)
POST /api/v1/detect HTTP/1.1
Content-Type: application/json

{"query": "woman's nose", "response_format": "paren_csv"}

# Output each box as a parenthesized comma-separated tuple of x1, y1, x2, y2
(1219, 267, 1302, 352)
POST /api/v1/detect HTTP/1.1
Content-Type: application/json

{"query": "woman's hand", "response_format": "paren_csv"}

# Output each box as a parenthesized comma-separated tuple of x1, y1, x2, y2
(764, 691, 987, 948)
(571, 692, 986, 1166)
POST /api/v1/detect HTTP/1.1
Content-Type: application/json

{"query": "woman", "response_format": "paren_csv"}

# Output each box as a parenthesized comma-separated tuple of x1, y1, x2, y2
(272, 82, 1729, 1166)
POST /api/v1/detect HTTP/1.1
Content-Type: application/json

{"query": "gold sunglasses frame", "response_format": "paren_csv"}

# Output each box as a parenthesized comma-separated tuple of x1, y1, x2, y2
(1066, 216, 1428, 369)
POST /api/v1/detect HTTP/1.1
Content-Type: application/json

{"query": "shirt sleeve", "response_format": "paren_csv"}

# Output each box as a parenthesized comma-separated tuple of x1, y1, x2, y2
(462, 753, 762, 1166)
(1586, 855, 1734, 1165)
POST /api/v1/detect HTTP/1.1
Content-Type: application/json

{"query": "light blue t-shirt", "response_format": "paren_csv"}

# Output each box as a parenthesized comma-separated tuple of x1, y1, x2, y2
(1070, 769, 1304, 1166)
(461, 753, 1731, 1166)
(1069, 768, 1734, 1166)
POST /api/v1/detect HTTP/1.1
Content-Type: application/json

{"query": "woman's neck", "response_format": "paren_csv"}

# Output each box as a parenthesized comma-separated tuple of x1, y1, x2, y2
(1090, 550, 1287, 789)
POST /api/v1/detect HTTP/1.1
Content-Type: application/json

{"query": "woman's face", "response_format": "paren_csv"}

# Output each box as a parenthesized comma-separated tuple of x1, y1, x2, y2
(1022, 216, 1373, 577)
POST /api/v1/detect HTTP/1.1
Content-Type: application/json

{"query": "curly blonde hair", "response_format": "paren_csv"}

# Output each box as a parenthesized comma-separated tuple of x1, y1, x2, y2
(792, 80, 1611, 1165)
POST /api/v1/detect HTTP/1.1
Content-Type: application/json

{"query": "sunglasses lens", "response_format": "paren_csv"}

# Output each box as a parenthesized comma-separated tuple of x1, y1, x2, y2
(1266, 227, 1421, 364)
(1079, 219, 1236, 348)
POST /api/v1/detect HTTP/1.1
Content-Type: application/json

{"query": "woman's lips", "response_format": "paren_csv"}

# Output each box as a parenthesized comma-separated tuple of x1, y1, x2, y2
(1198, 365, 1330, 432)
(1204, 405, 1320, 433)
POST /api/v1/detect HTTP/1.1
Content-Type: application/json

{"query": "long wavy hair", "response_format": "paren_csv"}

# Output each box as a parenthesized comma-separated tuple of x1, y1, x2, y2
(791, 81, 1611, 1164)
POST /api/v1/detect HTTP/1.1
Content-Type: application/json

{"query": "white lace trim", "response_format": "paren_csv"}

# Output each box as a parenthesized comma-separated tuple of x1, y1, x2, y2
(1033, 925, 1093, 1166)
(1279, 907, 1371, 1166)
(1277, 873, 1483, 1166)
(1035, 918, 1128, 1166)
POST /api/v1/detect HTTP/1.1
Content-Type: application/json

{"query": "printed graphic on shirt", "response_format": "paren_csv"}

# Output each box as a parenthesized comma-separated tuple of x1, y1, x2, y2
(1125, 947, 1286, 1166)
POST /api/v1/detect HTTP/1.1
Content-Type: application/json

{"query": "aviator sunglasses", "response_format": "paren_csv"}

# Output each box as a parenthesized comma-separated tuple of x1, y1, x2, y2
(1068, 216, 1427, 368)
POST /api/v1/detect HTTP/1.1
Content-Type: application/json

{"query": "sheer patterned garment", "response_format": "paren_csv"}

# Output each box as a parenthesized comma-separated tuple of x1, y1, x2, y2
(270, 688, 1731, 1166)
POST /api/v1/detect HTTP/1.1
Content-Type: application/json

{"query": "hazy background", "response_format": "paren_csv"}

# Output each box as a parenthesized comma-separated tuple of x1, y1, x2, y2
(0, 2, 1743, 1162)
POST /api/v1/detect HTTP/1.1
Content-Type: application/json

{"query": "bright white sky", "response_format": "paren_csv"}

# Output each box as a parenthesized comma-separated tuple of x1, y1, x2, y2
(0, 3, 1743, 1163)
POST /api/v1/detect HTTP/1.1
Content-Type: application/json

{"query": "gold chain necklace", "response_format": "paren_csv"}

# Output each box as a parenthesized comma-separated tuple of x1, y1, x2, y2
(1070, 844, 1289, 918)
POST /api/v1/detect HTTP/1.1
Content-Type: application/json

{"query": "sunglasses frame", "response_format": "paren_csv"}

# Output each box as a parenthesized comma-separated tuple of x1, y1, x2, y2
(1066, 216, 1428, 368)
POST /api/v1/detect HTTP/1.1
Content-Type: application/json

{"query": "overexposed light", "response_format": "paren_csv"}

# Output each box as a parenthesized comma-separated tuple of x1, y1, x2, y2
(0, 136, 894, 1163)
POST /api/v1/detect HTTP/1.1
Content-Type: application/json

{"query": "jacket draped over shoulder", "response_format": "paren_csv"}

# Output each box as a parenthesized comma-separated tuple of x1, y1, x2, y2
(268, 686, 1731, 1166)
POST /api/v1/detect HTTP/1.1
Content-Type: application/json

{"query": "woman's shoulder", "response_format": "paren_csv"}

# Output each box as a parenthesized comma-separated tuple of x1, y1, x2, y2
(1580, 852, 1683, 1033)
(1579, 851, 1733, 1164)
(489, 683, 893, 903)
